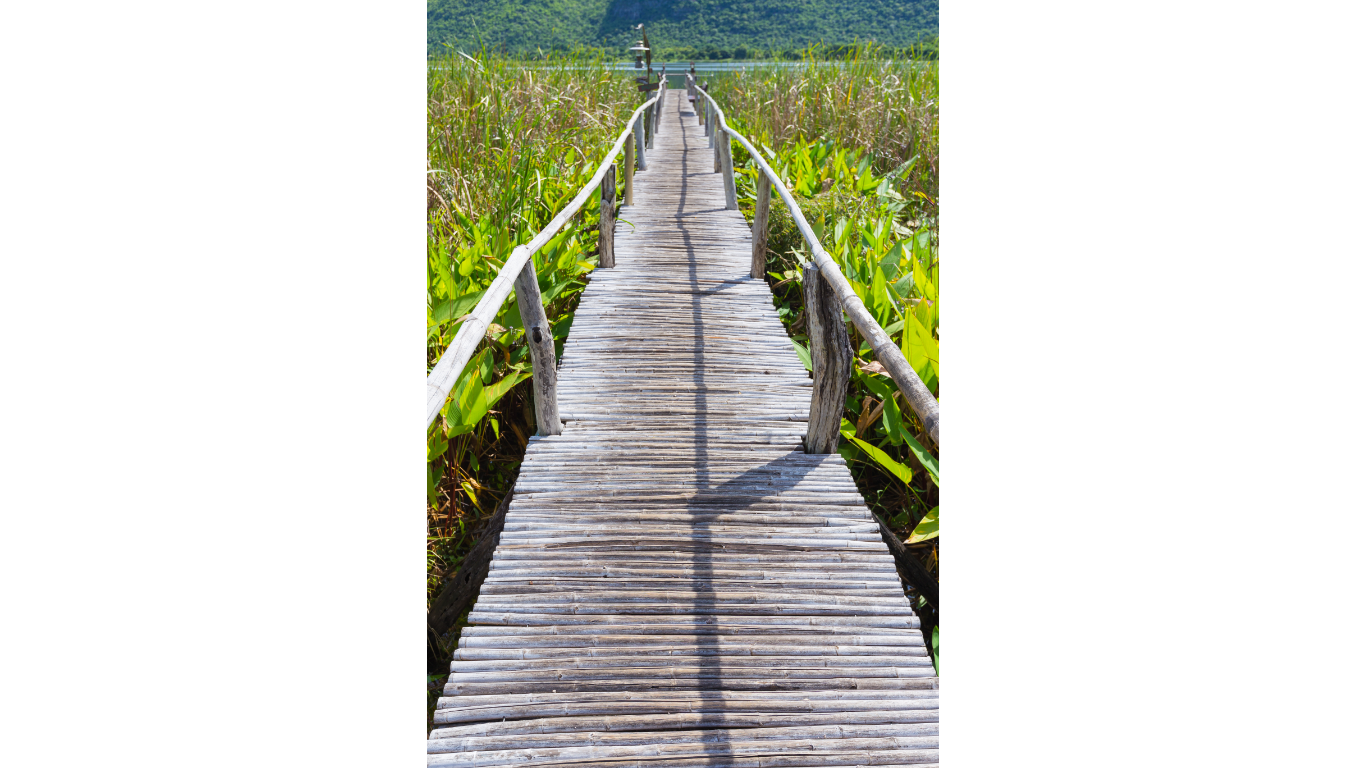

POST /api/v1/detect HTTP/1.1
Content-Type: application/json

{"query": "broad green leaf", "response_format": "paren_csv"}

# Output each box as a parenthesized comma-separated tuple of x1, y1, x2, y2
(427, 427, 449, 463)
(460, 480, 481, 508)
(857, 370, 895, 402)
(483, 370, 529, 408)
(847, 435, 915, 485)
(444, 422, 475, 438)
(904, 434, 939, 486)
(791, 340, 812, 372)
(856, 165, 877, 192)
(847, 278, 867, 305)
(836, 443, 861, 468)
(456, 370, 485, 426)
(880, 394, 904, 446)
(460, 371, 529, 428)
(426, 464, 443, 507)
(900, 312, 939, 387)
(551, 313, 574, 340)
(869, 262, 891, 325)
(907, 507, 938, 544)
(432, 291, 484, 326)
(932, 625, 939, 675)
(913, 255, 937, 304)
(478, 348, 494, 385)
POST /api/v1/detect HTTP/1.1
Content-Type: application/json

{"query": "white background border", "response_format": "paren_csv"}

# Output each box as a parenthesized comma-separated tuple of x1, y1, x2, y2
(3, 0, 1364, 764)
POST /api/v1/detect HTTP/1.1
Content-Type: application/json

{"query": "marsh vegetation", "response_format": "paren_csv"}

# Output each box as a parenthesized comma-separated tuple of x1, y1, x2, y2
(426, 45, 940, 717)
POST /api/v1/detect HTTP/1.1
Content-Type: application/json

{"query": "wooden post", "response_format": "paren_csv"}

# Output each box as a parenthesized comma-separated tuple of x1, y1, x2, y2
(751, 172, 770, 278)
(654, 77, 665, 136)
(624, 140, 634, 206)
(513, 259, 561, 436)
(598, 164, 616, 268)
(633, 113, 647, 171)
(803, 261, 852, 454)
(719, 131, 737, 210)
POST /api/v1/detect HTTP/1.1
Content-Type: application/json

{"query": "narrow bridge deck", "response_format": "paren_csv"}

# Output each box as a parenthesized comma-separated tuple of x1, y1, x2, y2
(429, 89, 939, 767)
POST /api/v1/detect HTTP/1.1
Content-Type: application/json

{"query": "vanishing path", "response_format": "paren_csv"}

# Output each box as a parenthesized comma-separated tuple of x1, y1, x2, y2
(427, 88, 939, 768)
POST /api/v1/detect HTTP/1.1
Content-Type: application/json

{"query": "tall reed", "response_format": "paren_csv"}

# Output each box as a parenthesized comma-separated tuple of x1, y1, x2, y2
(426, 49, 635, 623)
(705, 44, 938, 218)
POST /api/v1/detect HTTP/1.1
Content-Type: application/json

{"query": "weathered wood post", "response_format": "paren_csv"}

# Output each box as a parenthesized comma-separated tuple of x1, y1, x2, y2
(633, 113, 647, 172)
(599, 164, 616, 268)
(719, 130, 737, 210)
(654, 72, 665, 136)
(803, 262, 852, 453)
(751, 172, 771, 278)
(711, 114, 720, 170)
(624, 140, 634, 206)
(514, 260, 561, 436)
(700, 83, 708, 126)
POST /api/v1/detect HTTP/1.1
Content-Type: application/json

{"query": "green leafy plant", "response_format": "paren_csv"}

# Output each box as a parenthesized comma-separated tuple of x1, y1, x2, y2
(426, 50, 637, 620)
(720, 76, 940, 596)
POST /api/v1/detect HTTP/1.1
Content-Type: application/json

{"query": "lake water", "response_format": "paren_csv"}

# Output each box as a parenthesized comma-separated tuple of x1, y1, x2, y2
(611, 61, 817, 88)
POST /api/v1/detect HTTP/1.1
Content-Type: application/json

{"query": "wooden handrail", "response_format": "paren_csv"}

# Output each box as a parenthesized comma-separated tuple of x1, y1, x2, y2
(426, 92, 663, 430)
(692, 81, 940, 447)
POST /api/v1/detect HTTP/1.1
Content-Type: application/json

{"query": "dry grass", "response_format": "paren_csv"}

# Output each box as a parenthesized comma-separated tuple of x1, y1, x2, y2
(427, 52, 638, 230)
(706, 48, 938, 215)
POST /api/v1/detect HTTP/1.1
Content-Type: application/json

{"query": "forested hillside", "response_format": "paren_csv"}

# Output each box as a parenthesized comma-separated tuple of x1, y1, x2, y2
(428, 0, 938, 57)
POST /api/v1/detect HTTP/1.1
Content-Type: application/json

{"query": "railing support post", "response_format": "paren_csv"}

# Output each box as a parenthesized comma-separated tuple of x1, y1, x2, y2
(719, 131, 737, 210)
(599, 164, 616, 268)
(803, 261, 852, 454)
(633, 114, 647, 172)
(514, 259, 561, 436)
(751, 173, 771, 278)
(624, 140, 634, 206)
(653, 77, 666, 136)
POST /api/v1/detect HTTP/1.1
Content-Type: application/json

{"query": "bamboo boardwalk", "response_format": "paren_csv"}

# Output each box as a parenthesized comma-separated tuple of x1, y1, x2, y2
(428, 89, 939, 767)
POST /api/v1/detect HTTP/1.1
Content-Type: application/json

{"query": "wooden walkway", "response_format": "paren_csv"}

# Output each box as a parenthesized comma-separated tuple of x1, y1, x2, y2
(428, 89, 939, 767)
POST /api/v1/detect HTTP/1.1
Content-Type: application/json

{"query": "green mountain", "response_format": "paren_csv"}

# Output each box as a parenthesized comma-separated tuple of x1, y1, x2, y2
(428, 0, 938, 58)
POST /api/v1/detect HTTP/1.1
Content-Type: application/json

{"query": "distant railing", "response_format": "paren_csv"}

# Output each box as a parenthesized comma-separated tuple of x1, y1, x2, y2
(426, 85, 666, 431)
(690, 74, 940, 448)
